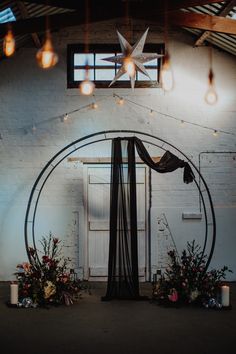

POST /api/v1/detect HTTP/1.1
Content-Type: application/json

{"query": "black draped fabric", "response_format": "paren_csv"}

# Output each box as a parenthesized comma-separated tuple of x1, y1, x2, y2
(102, 137, 194, 301)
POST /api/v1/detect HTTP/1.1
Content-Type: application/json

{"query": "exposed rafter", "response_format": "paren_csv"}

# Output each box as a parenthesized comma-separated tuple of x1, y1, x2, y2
(17, 1, 41, 48)
(0, 1, 236, 37)
(22, 0, 226, 12)
(168, 11, 236, 35)
(195, 0, 236, 46)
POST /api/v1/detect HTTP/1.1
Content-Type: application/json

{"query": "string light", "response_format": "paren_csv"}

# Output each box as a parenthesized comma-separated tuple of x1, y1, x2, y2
(149, 109, 154, 116)
(91, 102, 98, 109)
(112, 93, 235, 138)
(3, 29, 15, 57)
(1, 94, 235, 140)
(117, 97, 124, 105)
(63, 114, 69, 122)
(36, 31, 58, 69)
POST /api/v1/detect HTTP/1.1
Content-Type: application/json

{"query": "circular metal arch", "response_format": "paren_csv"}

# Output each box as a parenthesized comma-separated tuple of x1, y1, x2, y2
(24, 130, 216, 270)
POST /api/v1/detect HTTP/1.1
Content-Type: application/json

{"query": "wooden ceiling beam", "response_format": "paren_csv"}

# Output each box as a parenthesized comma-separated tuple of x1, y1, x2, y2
(1, 4, 236, 37)
(22, 0, 225, 11)
(195, 0, 236, 46)
(168, 11, 236, 35)
(16, 1, 41, 48)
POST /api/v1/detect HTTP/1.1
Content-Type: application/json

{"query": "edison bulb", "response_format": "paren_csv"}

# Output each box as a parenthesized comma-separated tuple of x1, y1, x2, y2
(124, 57, 136, 77)
(36, 37, 58, 69)
(80, 79, 95, 95)
(205, 87, 218, 105)
(205, 68, 218, 105)
(117, 97, 124, 105)
(91, 102, 98, 109)
(3, 30, 15, 57)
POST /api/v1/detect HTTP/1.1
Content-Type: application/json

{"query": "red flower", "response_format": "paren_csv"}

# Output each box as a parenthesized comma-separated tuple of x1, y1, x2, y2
(53, 238, 59, 244)
(42, 255, 50, 263)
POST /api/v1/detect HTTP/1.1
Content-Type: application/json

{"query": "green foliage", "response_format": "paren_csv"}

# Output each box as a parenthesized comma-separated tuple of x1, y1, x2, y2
(15, 232, 83, 306)
(153, 240, 232, 306)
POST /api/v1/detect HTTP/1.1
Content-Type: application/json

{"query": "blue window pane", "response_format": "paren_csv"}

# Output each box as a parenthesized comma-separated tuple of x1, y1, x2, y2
(137, 69, 157, 81)
(0, 8, 16, 23)
(117, 72, 130, 81)
(96, 69, 116, 80)
(74, 54, 94, 66)
(74, 69, 94, 81)
(95, 54, 115, 66)
(144, 58, 158, 67)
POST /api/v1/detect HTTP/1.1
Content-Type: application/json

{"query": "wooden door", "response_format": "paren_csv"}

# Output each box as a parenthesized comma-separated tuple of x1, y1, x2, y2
(84, 165, 147, 281)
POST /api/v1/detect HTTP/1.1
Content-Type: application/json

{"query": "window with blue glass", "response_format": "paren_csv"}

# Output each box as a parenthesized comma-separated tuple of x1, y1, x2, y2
(0, 8, 16, 23)
(67, 44, 164, 88)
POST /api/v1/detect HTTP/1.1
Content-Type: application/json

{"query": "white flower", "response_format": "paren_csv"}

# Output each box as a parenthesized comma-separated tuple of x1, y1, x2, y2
(190, 289, 200, 301)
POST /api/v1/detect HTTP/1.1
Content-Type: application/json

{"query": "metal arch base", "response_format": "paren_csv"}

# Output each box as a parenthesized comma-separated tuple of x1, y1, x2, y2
(24, 130, 216, 270)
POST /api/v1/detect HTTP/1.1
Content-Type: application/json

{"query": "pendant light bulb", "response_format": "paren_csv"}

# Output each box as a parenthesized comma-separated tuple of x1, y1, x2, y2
(80, 79, 95, 96)
(161, 52, 174, 92)
(205, 69, 218, 105)
(3, 30, 15, 57)
(124, 57, 136, 77)
(36, 34, 58, 69)
(79, 61, 95, 95)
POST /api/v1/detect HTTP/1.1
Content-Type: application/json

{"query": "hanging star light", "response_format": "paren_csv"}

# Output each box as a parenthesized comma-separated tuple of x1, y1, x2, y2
(102, 28, 163, 90)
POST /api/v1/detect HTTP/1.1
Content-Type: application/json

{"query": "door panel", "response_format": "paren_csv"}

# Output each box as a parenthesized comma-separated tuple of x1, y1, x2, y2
(86, 165, 147, 281)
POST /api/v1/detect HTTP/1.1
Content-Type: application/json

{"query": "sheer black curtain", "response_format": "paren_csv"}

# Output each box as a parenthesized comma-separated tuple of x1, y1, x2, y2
(102, 137, 194, 301)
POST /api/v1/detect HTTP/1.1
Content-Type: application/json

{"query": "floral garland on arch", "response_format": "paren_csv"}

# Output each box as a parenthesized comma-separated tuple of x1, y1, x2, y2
(15, 233, 86, 308)
(152, 240, 232, 309)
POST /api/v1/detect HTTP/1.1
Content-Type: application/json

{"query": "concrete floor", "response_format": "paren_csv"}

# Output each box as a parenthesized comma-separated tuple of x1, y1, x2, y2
(0, 281, 235, 354)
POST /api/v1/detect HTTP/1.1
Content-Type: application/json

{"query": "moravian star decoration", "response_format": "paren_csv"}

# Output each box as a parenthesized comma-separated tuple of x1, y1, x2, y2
(102, 28, 163, 90)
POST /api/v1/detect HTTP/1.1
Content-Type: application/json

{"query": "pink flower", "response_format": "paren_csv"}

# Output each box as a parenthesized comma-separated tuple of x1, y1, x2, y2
(168, 288, 178, 302)
(22, 262, 31, 273)
(60, 274, 69, 283)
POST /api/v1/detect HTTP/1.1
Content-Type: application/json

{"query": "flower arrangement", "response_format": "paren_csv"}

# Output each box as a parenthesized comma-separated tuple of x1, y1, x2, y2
(15, 233, 84, 307)
(152, 240, 232, 308)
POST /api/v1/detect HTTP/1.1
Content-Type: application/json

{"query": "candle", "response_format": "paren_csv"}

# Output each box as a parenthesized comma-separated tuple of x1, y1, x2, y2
(221, 285, 230, 307)
(10, 282, 18, 305)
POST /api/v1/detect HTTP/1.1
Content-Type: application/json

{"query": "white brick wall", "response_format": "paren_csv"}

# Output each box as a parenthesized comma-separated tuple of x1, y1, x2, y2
(0, 21, 235, 280)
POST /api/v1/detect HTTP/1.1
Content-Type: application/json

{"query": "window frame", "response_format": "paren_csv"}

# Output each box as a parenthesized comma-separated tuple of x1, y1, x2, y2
(67, 43, 164, 89)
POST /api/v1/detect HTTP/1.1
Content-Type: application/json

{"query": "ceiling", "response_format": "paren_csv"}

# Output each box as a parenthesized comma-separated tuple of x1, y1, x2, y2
(0, 0, 236, 56)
